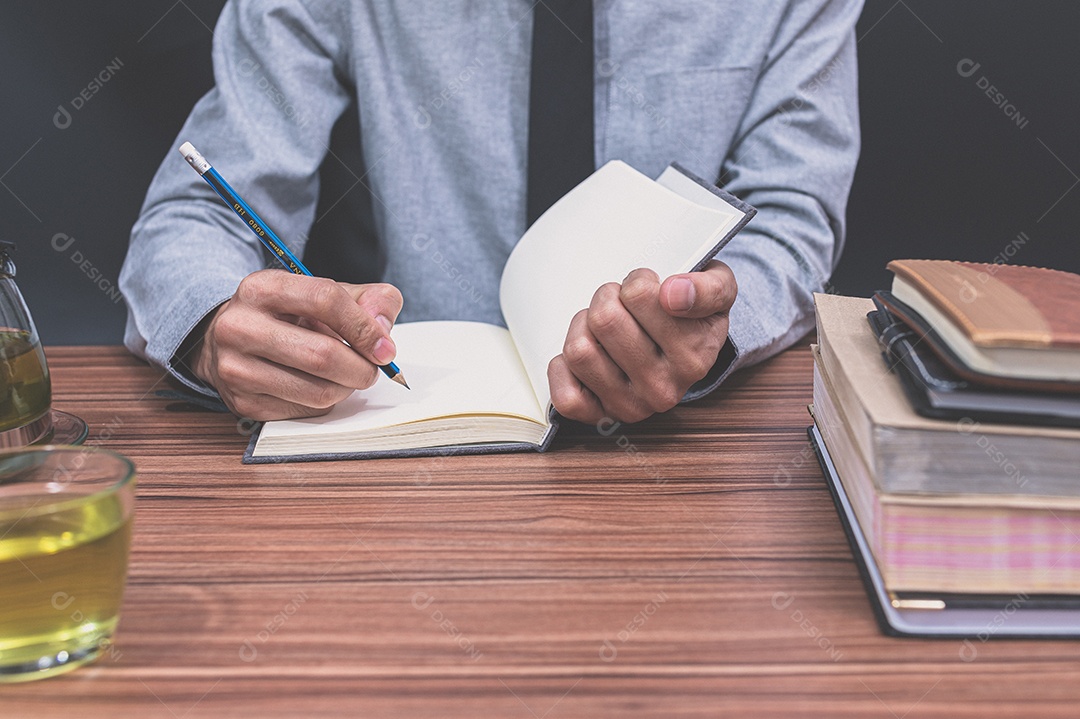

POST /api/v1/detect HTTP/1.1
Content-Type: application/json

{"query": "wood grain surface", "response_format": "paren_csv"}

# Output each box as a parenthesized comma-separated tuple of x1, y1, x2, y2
(3, 343, 1079, 718)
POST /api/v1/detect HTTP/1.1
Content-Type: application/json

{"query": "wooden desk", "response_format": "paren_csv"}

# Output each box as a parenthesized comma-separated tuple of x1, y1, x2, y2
(6, 345, 1080, 718)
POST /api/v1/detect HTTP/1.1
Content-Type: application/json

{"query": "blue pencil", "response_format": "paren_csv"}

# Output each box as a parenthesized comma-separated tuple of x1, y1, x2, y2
(179, 142, 409, 389)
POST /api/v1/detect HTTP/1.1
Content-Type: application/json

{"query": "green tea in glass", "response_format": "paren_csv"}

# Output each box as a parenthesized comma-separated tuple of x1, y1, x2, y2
(0, 241, 52, 447)
(0, 447, 136, 681)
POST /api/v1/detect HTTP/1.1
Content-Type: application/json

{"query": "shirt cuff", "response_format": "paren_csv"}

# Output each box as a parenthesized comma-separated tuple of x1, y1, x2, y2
(681, 335, 740, 403)
(145, 281, 237, 399)
(167, 299, 230, 399)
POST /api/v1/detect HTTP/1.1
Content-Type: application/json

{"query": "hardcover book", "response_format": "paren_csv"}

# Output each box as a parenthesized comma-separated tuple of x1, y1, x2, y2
(887, 259, 1080, 384)
(813, 293, 1080, 498)
(809, 423, 1080, 638)
(812, 345, 1080, 594)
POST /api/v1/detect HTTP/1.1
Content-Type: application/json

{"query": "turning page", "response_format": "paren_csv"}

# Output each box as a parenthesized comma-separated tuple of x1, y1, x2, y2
(499, 161, 753, 415)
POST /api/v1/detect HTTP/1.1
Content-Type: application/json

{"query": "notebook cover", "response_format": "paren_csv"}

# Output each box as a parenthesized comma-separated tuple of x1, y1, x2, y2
(866, 303, 1080, 427)
(875, 290, 1080, 394)
(887, 259, 1080, 350)
(808, 423, 1080, 638)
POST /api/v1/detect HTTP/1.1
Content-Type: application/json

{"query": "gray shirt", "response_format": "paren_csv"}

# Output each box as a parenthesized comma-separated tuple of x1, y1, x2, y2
(120, 0, 862, 399)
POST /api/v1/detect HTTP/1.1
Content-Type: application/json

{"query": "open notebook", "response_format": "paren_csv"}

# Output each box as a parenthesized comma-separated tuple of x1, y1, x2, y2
(245, 161, 755, 462)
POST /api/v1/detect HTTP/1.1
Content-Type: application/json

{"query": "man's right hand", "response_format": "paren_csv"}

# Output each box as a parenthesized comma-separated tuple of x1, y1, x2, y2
(187, 270, 404, 420)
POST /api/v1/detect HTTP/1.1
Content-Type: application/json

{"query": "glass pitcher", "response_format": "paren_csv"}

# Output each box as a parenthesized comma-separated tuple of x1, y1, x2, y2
(0, 241, 53, 447)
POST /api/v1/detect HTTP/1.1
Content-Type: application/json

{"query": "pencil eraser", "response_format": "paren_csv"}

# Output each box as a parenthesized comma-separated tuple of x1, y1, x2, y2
(178, 142, 210, 174)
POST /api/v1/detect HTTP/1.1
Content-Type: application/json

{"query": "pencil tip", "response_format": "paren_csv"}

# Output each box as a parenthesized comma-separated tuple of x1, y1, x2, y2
(393, 373, 410, 390)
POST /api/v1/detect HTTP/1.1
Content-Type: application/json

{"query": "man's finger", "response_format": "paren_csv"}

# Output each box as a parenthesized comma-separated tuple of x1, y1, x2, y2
(548, 354, 605, 424)
(658, 260, 737, 319)
(222, 389, 337, 423)
(341, 282, 404, 331)
(250, 321, 381, 390)
(563, 307, 630, 399)
(219, 353, 358, 410)
(295, 279, 397, 366)
(239, 272, 397, 367)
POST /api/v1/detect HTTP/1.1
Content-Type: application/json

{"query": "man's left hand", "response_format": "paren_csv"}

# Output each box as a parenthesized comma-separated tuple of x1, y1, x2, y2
(548, 260, 737, 424)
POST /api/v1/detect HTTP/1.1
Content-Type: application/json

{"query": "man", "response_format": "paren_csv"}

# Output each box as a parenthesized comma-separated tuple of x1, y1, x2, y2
(120, 0, 862, 424)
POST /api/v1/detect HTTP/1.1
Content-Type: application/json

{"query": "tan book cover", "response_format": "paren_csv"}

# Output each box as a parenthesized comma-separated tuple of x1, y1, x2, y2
(887, 259, 1080, 349)
(886, 260, 1080, 382)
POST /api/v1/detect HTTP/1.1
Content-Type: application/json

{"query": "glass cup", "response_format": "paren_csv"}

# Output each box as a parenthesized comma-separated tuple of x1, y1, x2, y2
(0, 447, 136, 682)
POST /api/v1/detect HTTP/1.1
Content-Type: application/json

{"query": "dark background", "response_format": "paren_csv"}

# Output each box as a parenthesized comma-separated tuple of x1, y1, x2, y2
(1, 1, 1077, 345)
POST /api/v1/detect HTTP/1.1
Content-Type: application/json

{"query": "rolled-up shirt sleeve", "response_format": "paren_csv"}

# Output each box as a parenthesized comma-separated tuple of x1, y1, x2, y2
(119, 0, 352, 394)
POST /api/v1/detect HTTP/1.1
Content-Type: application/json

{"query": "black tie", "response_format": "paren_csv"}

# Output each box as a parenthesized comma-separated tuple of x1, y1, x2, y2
(526, 0, 595, 228)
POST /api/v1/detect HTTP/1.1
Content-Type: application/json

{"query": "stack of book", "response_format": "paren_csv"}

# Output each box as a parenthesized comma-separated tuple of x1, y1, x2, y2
(809, 260, 1080, 637)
